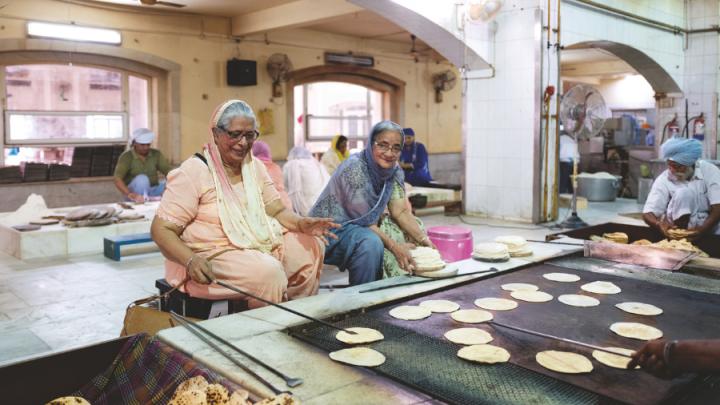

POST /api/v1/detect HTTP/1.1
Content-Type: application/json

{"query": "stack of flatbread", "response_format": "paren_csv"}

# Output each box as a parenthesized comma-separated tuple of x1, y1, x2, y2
(632, 238, 708, 257)
(167, 375, 297, 405)
(602, 232, 628, 244)
(60, 205, 145, 227)
(494, 236, 533, 257)
(411, 247, 445, 273)
(472, 242, 510, 262)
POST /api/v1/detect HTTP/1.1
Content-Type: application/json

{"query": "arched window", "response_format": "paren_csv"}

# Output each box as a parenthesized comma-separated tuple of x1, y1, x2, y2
(294, 81, 383, 153)
(2, 63, 150, 166)
(286, 65, 405, 155)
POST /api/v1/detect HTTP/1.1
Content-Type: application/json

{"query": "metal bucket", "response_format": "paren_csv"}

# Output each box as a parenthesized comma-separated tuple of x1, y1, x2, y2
(576, 176, 620, 202)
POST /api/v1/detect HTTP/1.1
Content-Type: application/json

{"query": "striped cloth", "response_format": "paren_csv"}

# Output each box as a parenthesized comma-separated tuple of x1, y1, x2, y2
(74, 334, 244, 404)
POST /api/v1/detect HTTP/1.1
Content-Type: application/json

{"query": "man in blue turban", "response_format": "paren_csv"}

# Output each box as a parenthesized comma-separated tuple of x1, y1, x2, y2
(643, 138, 720, 238)
(399, 127, 433, 186)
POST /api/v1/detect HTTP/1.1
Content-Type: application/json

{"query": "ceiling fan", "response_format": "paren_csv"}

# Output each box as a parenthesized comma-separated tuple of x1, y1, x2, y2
(139, 0, 186, 8)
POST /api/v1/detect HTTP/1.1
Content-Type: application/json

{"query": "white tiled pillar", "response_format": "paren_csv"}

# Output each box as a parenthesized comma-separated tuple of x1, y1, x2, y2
(464, 3, 553, 222)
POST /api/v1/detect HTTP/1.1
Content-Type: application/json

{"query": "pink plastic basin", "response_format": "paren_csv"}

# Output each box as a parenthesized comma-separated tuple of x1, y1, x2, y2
(427, 225, 473, 262)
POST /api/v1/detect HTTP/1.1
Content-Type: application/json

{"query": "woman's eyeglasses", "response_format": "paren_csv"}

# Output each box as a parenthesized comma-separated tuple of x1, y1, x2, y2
(216, 127, 259, 143)
(374, 141, 402, 154)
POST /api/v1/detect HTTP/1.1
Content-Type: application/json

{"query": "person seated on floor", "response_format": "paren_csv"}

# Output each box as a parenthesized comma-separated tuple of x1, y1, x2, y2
(321, 134, 349, 175)
(310, 121, 434, 285)
(628, 339, 720, 378)
(283, 146, 330, 216)
(151, 99, 339, 309)
(643, 138, 720, 240)
(114, 128, 172, 203)
(251, 140, 292, 210)
(399, 127, 433, 187)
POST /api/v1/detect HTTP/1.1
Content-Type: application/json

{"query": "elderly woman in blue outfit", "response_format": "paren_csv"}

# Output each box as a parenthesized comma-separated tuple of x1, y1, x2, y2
(643, 138, 720, 239)
(310, 121, 434, 285)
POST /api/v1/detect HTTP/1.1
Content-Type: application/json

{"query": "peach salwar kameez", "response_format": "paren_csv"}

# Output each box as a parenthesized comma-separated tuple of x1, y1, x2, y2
(156, 157, 324, 308)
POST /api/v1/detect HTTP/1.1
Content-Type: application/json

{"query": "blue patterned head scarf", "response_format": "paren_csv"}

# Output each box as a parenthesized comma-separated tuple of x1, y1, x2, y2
(310, 121, 405, 226)
(661, 137, 703, 167)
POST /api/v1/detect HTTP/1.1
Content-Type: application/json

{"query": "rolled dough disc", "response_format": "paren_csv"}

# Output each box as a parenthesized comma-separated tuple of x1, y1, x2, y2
(451, 309, 493, 323)
(615, 302, 663, 316)
(510, 290, 553, 303)
(474, 297, 518, 311)
(329, 347, 386, 367)
(536, 350, 593, 374)
(444, 327, 494, 345)
(29, 218, 59, 225)
(501, 283, 538, 292)
(416, 265, 459, 278)
(509, 248, 533, 257)
(610, 322, 663, 340)
(458, 344, 510, 364)
(543, 272, 581, 282)
(419, 299, 460, 313)
(389, 305, 432, 320)
(335, 327, 384, 344)
(592, 347, 638, 369)
(558, 294, 600, 307)
(581, 281, 621, 295)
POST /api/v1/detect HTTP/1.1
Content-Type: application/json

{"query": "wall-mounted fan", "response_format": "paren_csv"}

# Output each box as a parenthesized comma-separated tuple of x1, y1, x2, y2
(139, 0, 186, 8)
(432, 70, 457, 103)
(266, 53, 293, 98)
(558, 84, 609, 228)
(466, 0, 504, 23)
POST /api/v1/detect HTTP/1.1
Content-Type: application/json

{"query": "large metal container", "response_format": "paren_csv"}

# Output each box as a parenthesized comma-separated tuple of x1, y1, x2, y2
(576, 175, 620, 201)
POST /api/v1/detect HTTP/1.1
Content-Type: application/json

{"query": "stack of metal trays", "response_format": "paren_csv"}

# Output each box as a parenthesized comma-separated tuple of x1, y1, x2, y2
(70, 146, 93, 177)
(0, 166, 22, 184)
(20, 162, 48, 182)
(90, 146, 114, 176)
(48, 163, 71, 181)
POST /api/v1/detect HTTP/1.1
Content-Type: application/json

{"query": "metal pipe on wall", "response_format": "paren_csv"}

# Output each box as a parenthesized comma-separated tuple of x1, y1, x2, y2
(552, 0, 562, 220)
(541, 0, 553, 221)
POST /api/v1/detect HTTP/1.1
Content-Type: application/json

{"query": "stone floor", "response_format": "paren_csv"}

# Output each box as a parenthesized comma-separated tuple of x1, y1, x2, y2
(0, 198, 644, 366)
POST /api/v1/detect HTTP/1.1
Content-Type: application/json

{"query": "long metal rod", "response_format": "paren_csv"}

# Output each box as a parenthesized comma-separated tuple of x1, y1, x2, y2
(170, 311, 303, 388)
(527, 239, 584, 246)
(169, 311, 286, 395)
(489, 320, 632, 358)
(359, 268, 498, 294)
(214, 280, 356, 335)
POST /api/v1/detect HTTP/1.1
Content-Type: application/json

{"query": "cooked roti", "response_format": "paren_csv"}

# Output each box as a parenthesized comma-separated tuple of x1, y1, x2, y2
(581, 281, 621, 295)
(336, 327, 384, 344)
(458, 344, 510, 364)
(615, 302, 663, 316)
(444, 327, 494, 345)
(610, 322, 663, 341)
(329, 347, 386, 367)
(474, 297, 518, 311)
(543, 272, 581, 282)
(419, 299, 460, 313)
(451, 309, 493, 323)
(592, 347, 638, 369)
(558, 294, 600, 307)
(536, 350, 593, 374)
(510, 290, 553, 303)
(501, 283, 538, 292)
(389, 305, 432, 320)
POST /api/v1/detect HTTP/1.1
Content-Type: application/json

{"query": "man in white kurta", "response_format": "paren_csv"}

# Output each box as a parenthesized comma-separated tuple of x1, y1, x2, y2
(643, 138, 720, 238)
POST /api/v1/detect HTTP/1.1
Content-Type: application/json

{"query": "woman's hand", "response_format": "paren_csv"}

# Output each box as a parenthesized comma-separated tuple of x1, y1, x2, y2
(389, 242, 417, 274)
(186, 254, 215, 284)
(298, 217, 341, 245)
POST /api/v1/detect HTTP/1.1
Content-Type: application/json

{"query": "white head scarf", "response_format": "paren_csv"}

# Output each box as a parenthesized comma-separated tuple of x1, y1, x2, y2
(131, 128, 155, 145)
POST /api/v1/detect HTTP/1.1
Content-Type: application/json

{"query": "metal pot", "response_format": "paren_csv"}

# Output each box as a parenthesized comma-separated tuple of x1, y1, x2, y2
(576, 176, 621, 202)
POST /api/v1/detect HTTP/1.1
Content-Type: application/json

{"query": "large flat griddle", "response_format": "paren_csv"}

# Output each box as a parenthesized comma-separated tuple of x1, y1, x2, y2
(291, 263, 720, 405)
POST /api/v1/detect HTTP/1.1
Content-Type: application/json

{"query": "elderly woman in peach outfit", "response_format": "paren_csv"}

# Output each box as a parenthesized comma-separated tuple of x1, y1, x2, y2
(151, 100, 338, 308)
